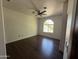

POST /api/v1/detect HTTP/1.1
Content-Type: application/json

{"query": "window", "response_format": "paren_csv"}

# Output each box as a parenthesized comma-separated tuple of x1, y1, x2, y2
(43, 19, 54, 33)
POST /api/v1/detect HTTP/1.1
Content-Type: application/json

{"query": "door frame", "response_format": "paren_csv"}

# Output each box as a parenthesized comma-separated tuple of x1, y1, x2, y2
(63, 0, 77, 59)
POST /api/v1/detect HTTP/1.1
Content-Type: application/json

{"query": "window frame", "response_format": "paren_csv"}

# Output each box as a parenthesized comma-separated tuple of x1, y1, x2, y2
(43, 20, 54, 33)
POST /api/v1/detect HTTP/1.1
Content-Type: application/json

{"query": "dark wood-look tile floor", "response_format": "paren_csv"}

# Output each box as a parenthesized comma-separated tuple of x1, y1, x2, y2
(6, 35, 63, 59)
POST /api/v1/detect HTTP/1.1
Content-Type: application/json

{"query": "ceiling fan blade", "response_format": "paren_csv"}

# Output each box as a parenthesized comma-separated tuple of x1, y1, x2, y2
(40, 11, 46, 14)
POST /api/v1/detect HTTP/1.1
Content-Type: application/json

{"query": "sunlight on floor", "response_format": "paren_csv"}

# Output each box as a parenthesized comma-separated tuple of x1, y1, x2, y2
(41, 38, 54, 57)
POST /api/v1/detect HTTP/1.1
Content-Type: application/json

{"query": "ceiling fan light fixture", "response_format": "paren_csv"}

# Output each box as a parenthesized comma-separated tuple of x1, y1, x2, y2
(44, 7, 47, 9)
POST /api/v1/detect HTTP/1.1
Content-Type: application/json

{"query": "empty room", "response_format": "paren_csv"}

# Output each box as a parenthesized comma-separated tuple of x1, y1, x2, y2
(0, 0, 77, 59)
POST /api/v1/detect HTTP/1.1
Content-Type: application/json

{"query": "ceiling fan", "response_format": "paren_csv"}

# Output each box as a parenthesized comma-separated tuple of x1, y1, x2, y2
(32, 7, 47, 16)
(29, 0, 47, 16)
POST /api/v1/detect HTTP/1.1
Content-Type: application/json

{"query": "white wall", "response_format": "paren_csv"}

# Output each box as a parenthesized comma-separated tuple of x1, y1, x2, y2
(3, 7, 37, 43)
(0, 0, 6, 59)
(37, 15, 64, 40)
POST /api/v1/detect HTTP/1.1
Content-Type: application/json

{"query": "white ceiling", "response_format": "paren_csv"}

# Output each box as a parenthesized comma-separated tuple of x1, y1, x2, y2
(3, 0, 67, 17)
